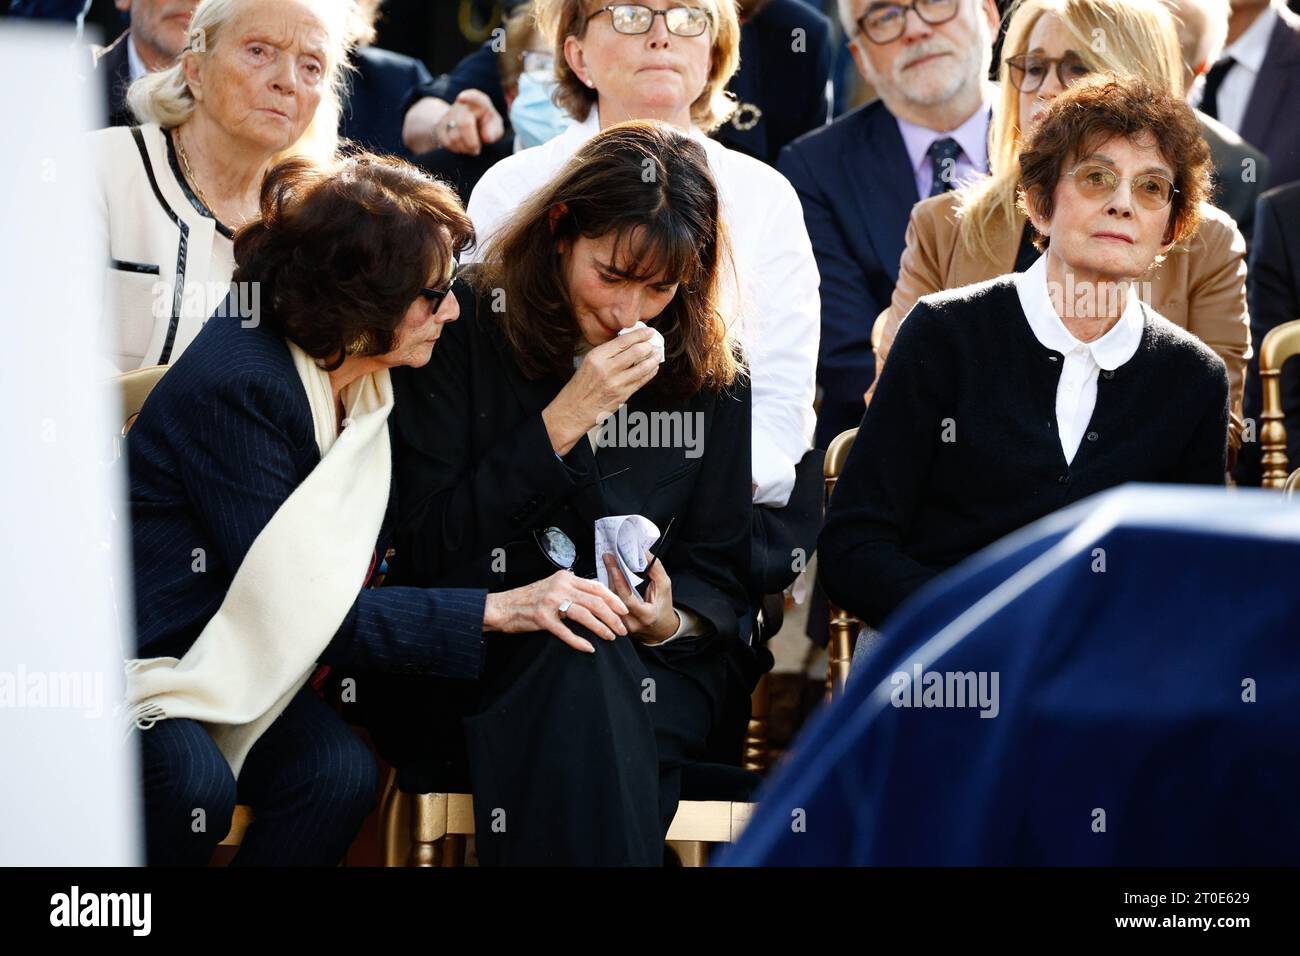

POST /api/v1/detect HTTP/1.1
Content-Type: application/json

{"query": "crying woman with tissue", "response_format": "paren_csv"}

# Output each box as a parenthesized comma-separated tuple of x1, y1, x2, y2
(376, 120, 754, 865)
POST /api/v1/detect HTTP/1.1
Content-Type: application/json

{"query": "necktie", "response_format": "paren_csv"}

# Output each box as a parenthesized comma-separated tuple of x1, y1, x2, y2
(927, 137, 963, 197)
(1199, 56, 1236, 121)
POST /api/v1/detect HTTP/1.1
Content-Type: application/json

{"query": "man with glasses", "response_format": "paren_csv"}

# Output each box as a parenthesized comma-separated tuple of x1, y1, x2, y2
(778, 0, 999, 448)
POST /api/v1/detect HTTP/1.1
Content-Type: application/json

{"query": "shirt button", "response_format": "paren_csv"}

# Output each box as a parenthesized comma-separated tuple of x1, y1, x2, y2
(1048, 355, 1059, 363)
(1057, 475, 1068, 484)
(1101, 370, 1115, 380)
(1086, 431, 1099, 442)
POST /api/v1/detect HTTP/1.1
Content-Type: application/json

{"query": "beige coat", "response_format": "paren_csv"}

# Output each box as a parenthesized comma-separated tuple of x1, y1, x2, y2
(92, 123, 236, 372)
(875, 191, 1251, 451)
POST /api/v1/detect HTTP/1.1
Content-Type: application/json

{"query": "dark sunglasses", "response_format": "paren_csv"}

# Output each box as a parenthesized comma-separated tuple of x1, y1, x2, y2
(420, 262, 459, 310)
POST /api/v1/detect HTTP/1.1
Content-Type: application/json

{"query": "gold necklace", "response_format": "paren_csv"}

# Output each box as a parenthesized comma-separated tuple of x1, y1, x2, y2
(174, 128, 216, 216)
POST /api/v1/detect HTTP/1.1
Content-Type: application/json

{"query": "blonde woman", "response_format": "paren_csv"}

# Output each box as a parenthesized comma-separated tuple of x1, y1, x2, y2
(92, 0, 352, 372)
(873, 0, 1250, 455)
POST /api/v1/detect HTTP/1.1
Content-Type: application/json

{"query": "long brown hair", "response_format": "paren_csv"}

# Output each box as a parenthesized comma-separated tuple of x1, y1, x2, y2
(471, 120, 740, 399)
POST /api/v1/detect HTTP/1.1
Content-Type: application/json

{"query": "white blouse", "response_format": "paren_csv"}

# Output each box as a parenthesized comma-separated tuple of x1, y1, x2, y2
(1015, 254, 1144, 464)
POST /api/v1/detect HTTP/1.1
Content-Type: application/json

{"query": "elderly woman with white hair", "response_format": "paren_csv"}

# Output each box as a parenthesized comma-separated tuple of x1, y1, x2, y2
(92, 0, 352, 371)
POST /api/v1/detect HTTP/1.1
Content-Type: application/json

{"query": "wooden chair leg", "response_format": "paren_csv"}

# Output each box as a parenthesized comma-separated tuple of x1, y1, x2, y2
(743, 672, 771, 772)
(379, 770, 408, 868)
(825, 603, 858, 701)
(667, 840, 709, 867)
(406, 793, 448, 867)
(439, 834, 466, 867)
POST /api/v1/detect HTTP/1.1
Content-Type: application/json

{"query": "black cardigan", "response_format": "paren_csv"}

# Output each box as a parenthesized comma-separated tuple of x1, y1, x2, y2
(819, 276, 1230, 628)
(387, 281, 753, 642)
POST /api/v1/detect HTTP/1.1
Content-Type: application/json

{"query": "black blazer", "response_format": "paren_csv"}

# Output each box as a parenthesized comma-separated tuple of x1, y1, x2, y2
(126, 308, 486, 678)
(340, 45, 434, 159)
(388, 281, 753, 642)
(1237, 181, 1300, 485)
(778, 99, 932, 447)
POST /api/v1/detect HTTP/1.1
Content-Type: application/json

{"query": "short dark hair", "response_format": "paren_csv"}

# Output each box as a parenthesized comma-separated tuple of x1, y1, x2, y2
(1017, 73, 1212, 249)
(472, 120, 739, 398)
(232, 151, 474, 370)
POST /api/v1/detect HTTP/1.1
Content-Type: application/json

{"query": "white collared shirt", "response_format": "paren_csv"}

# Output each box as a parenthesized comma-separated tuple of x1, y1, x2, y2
(1195, 3, 1279, 134)
(1015, 254, 1144, 464)
(466, 107, 820, 508)
(126, 32, 149, 83)
(893, 99, 992, 198)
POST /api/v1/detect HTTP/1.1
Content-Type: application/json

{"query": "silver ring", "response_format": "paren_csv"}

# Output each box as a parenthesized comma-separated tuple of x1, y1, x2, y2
(557, 600, 572, 616)
(446, 118, 458, 130)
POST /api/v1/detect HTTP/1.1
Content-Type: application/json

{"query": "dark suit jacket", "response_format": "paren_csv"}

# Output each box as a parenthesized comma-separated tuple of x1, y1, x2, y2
(93, 29, 134, 128)
(778, 99, 923, 447)
(714, 0, 833, 166)
(126, 308, 486, 677)
(1241, 5, 1300, 189)
(1235, 181, 1300, 485)
(1198, 109, 1271, 246)
(340, 45, 433, 158)
(388, 281, 753, 642)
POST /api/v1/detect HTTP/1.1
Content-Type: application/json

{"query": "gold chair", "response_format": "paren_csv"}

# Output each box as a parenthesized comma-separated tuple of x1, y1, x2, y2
(379, 772, 755, 868)
(823, 428, 862, 700)
(113, 364, 167, 454)
(1258, 319, 1300, 493)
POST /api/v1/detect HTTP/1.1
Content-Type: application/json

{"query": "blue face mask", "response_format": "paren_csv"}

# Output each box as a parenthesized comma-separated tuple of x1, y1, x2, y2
(509, 73, 573, 149)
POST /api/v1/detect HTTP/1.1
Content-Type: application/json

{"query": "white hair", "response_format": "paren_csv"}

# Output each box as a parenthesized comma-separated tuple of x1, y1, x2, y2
(837, 0, 863, 39)
(1163, 0, 1232, 70)
(126, 0, 355, 163)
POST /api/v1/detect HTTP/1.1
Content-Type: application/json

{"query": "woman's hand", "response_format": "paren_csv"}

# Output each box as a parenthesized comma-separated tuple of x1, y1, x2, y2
(602, 552, 678, 644)
(482, 569, 629, 653)
(542, 327, 661, 456)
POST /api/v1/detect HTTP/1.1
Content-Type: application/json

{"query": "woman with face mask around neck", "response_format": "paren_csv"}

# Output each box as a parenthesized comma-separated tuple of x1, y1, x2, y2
(873, 0, 1250, 464)
(821, 74, 1230, 630)
(379, 122, 753, 866)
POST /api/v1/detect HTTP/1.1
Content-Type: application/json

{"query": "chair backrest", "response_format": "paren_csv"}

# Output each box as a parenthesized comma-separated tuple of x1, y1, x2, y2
(823, 427, 860, 699)
(824, 427, 858, 498)
(113, 364, 167, 459)
(1258, 319, 1300, 489)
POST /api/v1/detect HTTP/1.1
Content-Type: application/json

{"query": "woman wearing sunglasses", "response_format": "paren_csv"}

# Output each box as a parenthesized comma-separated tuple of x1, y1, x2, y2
(873, 0, 1249, 459)
(123, 153, 629, 865)
(380, 121, 753, 866)
(820, 73, 1230, 629)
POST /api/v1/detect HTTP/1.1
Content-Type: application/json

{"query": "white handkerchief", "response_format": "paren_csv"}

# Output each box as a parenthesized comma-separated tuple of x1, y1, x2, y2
(594, 514, 661, 591)
(617, 321, 665, 364)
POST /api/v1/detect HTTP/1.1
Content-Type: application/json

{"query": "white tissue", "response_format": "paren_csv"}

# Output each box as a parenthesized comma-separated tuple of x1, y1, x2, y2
(617, 321, 665, 364)
(594, 514, 661, 591)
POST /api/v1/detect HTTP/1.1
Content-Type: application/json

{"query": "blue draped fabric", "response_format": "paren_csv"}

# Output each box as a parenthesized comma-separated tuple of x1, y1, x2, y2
(720, 485, 1300, 866)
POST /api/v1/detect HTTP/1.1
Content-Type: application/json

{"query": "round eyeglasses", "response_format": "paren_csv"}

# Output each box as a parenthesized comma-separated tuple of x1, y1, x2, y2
(591, 4, 712, 38)
(856, 0, 959, 45)
(1004, 52, 1093, 93)
(1067, 163, 1178, 210)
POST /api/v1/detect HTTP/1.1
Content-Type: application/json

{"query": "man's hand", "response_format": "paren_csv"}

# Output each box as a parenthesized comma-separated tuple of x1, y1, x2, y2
(402, 90, 505, 156)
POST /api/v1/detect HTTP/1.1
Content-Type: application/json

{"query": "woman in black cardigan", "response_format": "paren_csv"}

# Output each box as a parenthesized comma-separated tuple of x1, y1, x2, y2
(820, 75, 1231, 629)
(385, 121, 753, 865)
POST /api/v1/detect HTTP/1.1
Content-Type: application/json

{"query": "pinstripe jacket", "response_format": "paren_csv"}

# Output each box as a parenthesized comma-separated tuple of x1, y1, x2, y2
(126, 308, 487, 679)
